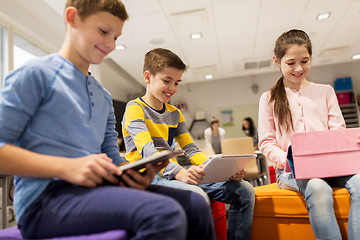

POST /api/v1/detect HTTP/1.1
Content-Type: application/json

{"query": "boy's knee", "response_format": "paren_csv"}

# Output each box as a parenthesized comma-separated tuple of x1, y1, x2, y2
(185, 184, 210, 205)
(134, 196, 187, 239)
(159, 196, 187, 221)
(150, 196, 187, 233)
(190, 191, 212, 213)
(193, 190, 210, 205)
(244, 181, 255, 196)
(225, 181, 255, 206)
(238, 181, 256, 200)
(137, 194, 186, 223)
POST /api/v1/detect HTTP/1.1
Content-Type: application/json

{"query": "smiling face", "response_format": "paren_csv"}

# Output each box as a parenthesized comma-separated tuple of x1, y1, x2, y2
(76, 11, 124, 64)
(63, 9, 124, 74)
(143, 66, 183, 110)
(274, 44, 311, 89)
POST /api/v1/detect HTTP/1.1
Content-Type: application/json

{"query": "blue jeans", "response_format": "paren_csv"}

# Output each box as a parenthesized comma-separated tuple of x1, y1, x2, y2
(18, 180, 215, 240)
(277, 169, 360, 240)
(152, 174, 255, 240)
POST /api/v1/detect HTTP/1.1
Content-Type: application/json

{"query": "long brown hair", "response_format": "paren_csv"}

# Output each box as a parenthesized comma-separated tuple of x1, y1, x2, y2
(270, 29, 312, 134)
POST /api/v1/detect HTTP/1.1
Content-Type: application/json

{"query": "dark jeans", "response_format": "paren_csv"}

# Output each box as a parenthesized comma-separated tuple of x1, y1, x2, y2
(18, 180, 215, 240)
(153, 174, 255, 240)
(201, 180, 255, 240)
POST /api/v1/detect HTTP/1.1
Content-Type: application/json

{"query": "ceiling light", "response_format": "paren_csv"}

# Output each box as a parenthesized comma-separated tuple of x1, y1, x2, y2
(116, 44, 126, 50)
(316, 12, 331, 20)
(352, 54, 360, 60)
(190, 33, 202, 39)
(149, 39, 165, 45)
(205, 74, 213, 80)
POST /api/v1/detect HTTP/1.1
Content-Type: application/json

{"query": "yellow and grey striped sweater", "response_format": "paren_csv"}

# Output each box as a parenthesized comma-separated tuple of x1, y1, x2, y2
(122, 97, 208, 179)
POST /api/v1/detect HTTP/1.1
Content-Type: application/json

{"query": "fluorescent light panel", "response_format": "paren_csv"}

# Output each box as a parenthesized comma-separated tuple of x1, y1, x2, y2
(352, 54, 360, 60)
(190, 33, 202, 39)
(116, 44, 126, 50)
(205, 74, 213, 80)
(316, 12, 331, 20)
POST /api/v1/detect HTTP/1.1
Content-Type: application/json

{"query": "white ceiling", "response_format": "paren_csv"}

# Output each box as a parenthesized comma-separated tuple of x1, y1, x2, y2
(9, 0, 360, 86)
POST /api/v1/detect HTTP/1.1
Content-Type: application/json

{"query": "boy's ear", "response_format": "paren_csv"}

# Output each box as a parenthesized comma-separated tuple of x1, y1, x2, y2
(144, 71, 151, 84)
(64, 7, 78, 28)
(273, 55, 280, 66)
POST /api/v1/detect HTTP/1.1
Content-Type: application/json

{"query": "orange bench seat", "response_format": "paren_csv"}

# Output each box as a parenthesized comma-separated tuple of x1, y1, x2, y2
(251, 183, 350, 240)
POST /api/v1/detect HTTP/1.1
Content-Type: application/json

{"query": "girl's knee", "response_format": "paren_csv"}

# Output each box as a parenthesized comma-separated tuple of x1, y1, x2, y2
(347, 174, 360, 198)
(307, 179, 332, 194)
(305, 179, 333, 205)
(349, 173, 360, 186)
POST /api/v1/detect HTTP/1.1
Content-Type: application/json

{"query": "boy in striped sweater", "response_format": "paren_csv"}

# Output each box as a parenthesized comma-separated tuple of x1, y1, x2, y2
(122, 48, 255, 240)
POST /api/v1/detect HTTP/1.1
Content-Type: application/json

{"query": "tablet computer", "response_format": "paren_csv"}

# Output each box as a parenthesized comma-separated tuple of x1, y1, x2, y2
(199, 154, 257, 184)
(103, 150, 184, 186)
(119, 150, 184, 172)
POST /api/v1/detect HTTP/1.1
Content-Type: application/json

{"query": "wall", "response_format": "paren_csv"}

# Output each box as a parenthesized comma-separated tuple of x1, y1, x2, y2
(99, 59, 145, 102)
(172, 61, 360, 138)
(0, 1, 63, 54)
(0, 1, 145, 103)
(2, 1, 360, 138)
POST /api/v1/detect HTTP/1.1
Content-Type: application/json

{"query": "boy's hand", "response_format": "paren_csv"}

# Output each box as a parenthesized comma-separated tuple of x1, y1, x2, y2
(119, 161, 169, 190)
(230, 169, 246, 182)
(63, 153, 123, 187)
(175, 165, 205, 185)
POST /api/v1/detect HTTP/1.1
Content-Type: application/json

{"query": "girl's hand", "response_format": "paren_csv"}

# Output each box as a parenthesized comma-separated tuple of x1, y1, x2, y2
(119, 160, 169, 190)
(357, 135, 360, 144)
(62, 153, 122, 187)
(230, 169, 246, 182)
(175, 165, 205, 185)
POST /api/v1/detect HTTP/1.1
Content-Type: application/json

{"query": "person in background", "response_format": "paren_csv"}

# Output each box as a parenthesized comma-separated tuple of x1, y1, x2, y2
(258, 29, 360, 239)
(204, 116, 226, 154)
(0, 1, 214, 239)
(242, 117, 259, 150)
(122, 48, 255, 240)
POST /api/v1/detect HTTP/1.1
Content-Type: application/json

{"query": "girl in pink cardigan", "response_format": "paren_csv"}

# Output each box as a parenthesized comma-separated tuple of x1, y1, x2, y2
(258, 29, 360, 240)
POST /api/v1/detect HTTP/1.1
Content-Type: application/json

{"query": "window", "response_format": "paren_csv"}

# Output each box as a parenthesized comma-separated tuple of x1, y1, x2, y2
(13, 34, 47, 70)
(0, 25, 7, 88)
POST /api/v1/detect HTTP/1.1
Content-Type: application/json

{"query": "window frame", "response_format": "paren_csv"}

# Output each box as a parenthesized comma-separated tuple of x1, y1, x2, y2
(0, 18, 13, 89)
(0, 16, 51, 89)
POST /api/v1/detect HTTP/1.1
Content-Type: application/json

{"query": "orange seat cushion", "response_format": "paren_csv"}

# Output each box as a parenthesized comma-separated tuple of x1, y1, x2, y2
(254, 183, 350, 218)
(251, 183, 350, 240)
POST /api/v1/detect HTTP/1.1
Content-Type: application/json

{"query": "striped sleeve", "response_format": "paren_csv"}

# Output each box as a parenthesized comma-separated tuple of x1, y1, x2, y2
(122, 100, 158, 162)
(175, 110, 209, 165)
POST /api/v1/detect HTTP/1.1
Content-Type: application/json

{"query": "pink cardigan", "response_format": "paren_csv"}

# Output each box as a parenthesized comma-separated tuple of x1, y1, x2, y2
(258, 82, 345, 169)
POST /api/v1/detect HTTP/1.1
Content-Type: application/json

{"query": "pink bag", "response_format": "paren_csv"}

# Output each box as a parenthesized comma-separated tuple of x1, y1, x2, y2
(286, 128, 360, 179)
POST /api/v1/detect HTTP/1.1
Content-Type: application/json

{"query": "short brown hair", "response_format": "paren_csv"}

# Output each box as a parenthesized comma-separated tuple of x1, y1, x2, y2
(65, 0, 128, 21)
(143, 48, 188, 75)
